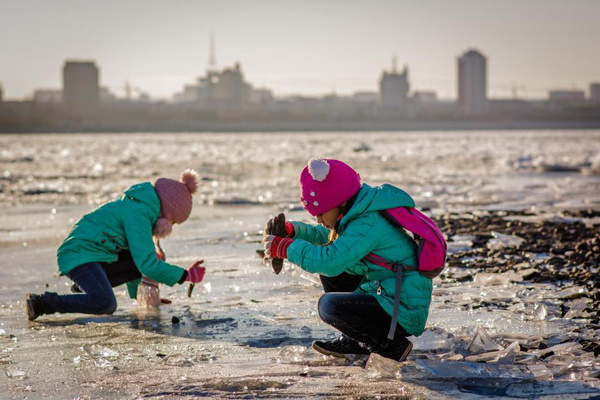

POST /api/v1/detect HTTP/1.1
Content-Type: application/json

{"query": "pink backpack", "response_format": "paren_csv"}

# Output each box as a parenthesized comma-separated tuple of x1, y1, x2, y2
(362, 207, 447, 339)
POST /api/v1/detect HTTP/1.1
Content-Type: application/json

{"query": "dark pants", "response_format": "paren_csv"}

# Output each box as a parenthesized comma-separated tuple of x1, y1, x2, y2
(41, 251, 141, 315)
(318, 273, 408, 352)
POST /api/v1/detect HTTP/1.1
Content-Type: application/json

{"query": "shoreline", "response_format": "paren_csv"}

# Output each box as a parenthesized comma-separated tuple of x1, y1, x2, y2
(3, 119, 600, 134)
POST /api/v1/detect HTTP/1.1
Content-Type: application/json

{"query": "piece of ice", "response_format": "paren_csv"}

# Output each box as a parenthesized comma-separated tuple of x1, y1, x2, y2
(467, 327, 504, 354)
(84, 345, 119, 360)
(532, 304, 548, 321)
(506, 381, 600, 397)
(487, 232, 525, 250)
(557, 286, 586, 300)
(527, 364, 553, 381)
(93, 358, 111, 368)
(473, 273, 510, 286)
(365, 353, 402, 379)
(5, 367, 26, 378)
(465, 341, 520, 363)
(563, 298, 591, 319)
(412, 359, 541, 380)
(413, 328, 455, 353)
(276, 345, 319, 364)
(137, 283, 160, 308)
(535, 342, 581, 357)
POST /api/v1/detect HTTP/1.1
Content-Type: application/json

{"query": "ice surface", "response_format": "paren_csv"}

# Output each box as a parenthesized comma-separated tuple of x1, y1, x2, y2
(1, 131, 599, 399)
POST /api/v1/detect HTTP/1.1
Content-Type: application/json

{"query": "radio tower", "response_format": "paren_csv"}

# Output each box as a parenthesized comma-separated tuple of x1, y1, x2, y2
(208, 33, 217, 72)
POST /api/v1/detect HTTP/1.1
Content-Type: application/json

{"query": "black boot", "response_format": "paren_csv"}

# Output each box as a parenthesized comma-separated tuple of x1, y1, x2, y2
(70, 284, 82, 293)
(375, 336, 413, 362)
(26, 294, 45, 321)
(312, 335, 371, 358)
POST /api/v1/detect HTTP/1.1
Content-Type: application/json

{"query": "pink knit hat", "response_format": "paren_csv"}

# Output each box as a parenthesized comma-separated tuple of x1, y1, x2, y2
(299, 158, 361, 216)
(152, 169, 199, 237)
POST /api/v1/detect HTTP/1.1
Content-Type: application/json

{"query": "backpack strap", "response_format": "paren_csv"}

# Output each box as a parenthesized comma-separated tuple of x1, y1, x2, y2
(363, 253, 414, 340)
(388, 265, 403, 340)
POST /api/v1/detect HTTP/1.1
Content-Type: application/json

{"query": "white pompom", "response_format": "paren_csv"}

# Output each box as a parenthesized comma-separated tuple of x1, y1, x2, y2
(308, 158, 330, 182)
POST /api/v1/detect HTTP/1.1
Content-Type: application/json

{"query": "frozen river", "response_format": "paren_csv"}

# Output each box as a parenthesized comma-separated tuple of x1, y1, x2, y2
(1, 131, 599, 399)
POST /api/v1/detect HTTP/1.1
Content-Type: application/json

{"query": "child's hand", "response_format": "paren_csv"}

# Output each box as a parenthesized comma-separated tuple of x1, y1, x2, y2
(186, 260, 205, 283)
(263, 214, 293, 242)
(264, 235, 294, 259)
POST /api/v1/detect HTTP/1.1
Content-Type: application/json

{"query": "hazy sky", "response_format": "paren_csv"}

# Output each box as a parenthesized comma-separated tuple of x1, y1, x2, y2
(2, 0, 599, 100)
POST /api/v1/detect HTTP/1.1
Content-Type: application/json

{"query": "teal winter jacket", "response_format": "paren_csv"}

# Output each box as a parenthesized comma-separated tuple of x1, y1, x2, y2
(57, 182, 186, 298)
(287, 183, 433, 336)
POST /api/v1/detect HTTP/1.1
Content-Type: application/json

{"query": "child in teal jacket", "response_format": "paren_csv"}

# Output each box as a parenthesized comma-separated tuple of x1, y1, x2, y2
(26, 170, 206, 320)
(264, 158, 433, 362)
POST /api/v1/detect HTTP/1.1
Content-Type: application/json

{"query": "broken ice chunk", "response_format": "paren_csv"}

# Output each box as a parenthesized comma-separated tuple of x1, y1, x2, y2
(465, 341, 520, 363)
(84, 345, 119, 360)
(467, 327, 504, 354)
(365, 353, 402, 379)
(413, 359, 543, 380)
(527, 364, 553, 381)
(487, 232, 525, 250)
(5, 367, 26, 378)
(532, 304, 548, 321)
(506, 381, 600, 397)
(563, 298, 591, 319)
(557, 286, 586, 300)
(412, 328, 455, 353)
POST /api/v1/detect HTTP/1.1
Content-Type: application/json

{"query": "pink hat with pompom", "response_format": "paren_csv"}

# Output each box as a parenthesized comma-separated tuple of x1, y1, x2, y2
(152, 169, 199, 237)
(299, 158, 361, 216)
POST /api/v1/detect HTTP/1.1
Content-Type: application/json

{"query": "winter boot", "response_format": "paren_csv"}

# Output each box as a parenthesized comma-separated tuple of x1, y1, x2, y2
(312, 335, 371, 358)
(376, 336, 413, 362)
(26, 293, 45, 321)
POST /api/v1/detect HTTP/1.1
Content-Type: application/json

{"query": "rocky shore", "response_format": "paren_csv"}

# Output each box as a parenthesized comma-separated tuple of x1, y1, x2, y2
(436, 209, 600, 355)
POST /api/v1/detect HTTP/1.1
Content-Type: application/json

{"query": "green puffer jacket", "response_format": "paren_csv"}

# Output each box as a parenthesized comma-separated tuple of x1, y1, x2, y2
(57, 182, 186, 299)
(287, 183, 433, 337)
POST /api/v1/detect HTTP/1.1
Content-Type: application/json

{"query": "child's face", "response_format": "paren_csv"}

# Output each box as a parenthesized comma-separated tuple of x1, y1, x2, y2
(316, 207, 342, 230)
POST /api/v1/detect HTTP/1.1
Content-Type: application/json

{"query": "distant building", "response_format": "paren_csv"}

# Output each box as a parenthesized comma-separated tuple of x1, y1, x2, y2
(413, 91, 437, 104)
(248, 88, 273, 106)
(63, 60, 100, 113)
(379, 57, 410, 110)
(457, 49, 488, 116)
(0, 84, 3, 103)
(591, 83, 600, 103)
(100, 86, 118, 103)
(174, 62, 260, 110)
(549, 90, 585, 103)
(211, 63, 249, 109)
(33, 89, 62, 104)
(352, 91, 378, 103)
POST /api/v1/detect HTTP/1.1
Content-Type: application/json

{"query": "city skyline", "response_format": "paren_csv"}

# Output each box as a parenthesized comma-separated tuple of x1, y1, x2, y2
(2, 0, 599, 100)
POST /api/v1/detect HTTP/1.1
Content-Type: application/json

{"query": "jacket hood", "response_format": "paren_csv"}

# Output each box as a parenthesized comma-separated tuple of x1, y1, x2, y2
(341, 183, 415, 225)
(123, 182, 161, 216)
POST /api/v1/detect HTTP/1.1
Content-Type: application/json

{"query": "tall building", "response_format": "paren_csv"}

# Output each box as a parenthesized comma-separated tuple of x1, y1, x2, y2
(379, 57, 410, 110)
(591, 83, 600, 103)
(457, 49, 488, 116)
(62, 60, 99, 113)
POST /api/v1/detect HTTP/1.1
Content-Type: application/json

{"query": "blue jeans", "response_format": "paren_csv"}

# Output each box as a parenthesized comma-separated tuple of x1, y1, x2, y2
(318, 273, 409, 352)
(41, 252, 141, 315)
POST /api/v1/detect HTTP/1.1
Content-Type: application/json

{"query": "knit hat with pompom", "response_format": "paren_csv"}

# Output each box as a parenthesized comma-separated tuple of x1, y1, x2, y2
(152, 169, 199, 237)
(299, 158, 361, 216)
